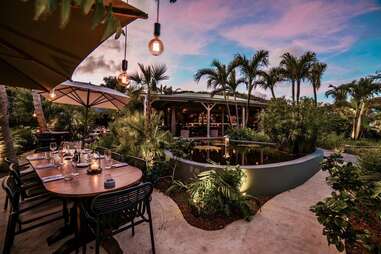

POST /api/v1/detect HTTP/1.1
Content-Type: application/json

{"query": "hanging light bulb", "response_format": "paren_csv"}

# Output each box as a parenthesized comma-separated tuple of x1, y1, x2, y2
(32, 111, 37, 117)
(49, 89, 56, 99)
(117, 9, 129, 87)
(117, 59, 129, 85)
(148, 0, 164, 56)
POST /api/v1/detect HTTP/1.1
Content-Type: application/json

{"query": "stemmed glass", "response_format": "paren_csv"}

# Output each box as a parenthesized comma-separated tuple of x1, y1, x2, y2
(50, 142, 57, 153)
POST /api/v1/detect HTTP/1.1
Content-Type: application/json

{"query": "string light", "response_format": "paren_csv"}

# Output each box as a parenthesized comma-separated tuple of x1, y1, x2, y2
(117, 0, 129, 86)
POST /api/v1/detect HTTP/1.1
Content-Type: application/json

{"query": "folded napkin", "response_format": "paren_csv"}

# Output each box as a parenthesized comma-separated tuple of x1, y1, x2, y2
(35, 163, 55, 169)
(26, 155, 45, 161)
(42, 174, 64, 183)
(112, 163, 128, 168)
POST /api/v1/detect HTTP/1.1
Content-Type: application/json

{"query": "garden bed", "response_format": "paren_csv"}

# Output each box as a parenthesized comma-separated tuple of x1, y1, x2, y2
(155, 179, 271, 231)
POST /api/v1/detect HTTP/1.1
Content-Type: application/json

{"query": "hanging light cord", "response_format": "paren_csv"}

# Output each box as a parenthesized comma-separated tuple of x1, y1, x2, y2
(156, 0, 160, 23)
(123, 0, 128, 61)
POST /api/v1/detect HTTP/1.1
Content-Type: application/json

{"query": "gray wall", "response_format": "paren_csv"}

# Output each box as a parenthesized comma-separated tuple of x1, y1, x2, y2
(166, 149, 324, 197)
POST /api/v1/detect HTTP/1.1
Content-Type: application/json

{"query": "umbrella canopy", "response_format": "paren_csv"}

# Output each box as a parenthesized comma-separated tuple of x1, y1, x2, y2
(40, 80, 129, 110)
(0, 0, 147, 91)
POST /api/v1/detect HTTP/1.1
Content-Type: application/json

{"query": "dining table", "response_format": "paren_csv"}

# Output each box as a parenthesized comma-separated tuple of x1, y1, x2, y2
(26, 151, 143, 254)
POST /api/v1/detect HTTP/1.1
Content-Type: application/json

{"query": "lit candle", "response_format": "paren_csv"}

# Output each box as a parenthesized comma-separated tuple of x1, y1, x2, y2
(90, 160, 99, 171)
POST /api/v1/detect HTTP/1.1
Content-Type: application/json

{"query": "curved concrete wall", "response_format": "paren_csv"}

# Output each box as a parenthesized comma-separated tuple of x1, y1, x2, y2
(165, 149, 324, 197)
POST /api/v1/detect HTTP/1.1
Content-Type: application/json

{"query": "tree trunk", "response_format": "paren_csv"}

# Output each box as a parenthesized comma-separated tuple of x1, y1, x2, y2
(32, 90, 48, 132)
(354, 102, 366, 140)
(313, 85, 317, 106)
(223, 91, 232, 126)
(296, 79, 301, 104)
(234, 94, 239, 128)
(351, 104, 360, 140)
(145, 88, 151, 131)
(291, 80, 295, 103)
(271, 88, 276, 99)
(0, 85, 17, 163)
(246, 83, 253, 126)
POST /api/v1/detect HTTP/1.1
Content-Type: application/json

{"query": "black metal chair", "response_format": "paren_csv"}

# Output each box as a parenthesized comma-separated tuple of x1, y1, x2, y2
(8, 163, 47, 201)
(2, 176, 69, 254)
(80, 182, 155, 254)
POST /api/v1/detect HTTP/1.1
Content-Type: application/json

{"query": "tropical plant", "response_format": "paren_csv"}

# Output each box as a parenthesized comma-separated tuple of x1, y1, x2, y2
(262, 98, 320, 154)
(129, 63, 169, 128)
(280, 51, 316, 104)
(308, 62, 327, 106)
(311, 153, 381, 253)
(157, 85, 180, 95)
(234, 50, 269, 125)
(112, 111, 170, 172)
(168, 166, 256, 220)
(194, 59, 237, 125)
(226, 127, 270, 143)
(168, 137, 195, 159)
(0, 85, 17, 163)
(326, 78, 381, 140)
(325, 84, 349, 106)
(258, 67, 283, 99)
(101, 76, 126, 93)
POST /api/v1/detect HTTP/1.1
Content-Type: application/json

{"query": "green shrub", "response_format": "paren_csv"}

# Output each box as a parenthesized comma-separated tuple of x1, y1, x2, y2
(311, 153, 381, 252)
(167, 137, 194, 159)
(226, 127, 270, 142)
(168, 166, 257, 220)
(262, 98, 320, 154)
(12, 127, 36, 154)
(317, 132, 345, 150)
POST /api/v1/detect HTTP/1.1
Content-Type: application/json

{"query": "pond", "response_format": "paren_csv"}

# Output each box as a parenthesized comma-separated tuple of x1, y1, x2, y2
(189, 139, 301, 166)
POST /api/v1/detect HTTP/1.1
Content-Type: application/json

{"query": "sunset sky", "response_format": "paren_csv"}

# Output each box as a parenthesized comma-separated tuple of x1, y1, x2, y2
(73, 0, 381, 102)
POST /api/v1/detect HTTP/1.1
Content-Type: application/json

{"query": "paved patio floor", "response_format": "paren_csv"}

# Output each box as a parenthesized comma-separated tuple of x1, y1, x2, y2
(0, 165, 340, 254)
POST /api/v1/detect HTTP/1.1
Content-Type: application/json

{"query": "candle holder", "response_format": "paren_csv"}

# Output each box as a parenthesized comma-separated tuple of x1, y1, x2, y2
(87, 158, 102, 175)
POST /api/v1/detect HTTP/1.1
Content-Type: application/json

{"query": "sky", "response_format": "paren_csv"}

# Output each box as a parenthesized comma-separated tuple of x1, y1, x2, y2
(73, 0, 381, 102)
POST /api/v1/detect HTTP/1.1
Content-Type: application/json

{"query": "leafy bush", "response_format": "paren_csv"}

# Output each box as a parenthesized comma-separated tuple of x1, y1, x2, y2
(168, 166, 256, 220)
(311, 153, 381, 252)
(167, 137, 194, 159)
(317, 132, 345, 150)
(12, 127, 36, 154)
(226, 127, 270, 142)
(262, 98, 320, 154)
(110, 111, 170, 172)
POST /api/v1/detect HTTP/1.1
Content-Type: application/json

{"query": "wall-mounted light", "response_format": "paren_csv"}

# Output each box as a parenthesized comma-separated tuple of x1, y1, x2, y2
(148, 0, 164, 56)
(49, 88, 56, 99)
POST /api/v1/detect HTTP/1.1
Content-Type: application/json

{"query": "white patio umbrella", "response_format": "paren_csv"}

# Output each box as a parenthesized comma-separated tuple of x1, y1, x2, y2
(40, 80, 129, 135)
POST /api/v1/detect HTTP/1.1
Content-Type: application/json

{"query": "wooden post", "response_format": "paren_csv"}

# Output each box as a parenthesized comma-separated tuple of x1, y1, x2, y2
(242, 107, 246, 128)
(221, 108, 225, 136)
(201, 102, 216, 138)
(171, 107, 176, 135)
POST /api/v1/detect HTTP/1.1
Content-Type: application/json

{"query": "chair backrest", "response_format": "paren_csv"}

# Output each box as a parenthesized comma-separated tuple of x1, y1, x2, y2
(2, 176, 20, 212)
(111, 152, 122, 161)
(8, 163, 22, 184)
(95, 147, 106, 155)
(124, 155, 147, 172)
(34, 146, 50, 153)
(91, 182, 153, 217)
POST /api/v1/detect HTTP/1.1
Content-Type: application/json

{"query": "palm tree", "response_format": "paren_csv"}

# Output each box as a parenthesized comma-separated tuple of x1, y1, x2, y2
(32, 90, 48, 132)
(194, 59, 237, 125)
(129, 63, 169, 128)
(325, 84, 349, 106)
(0, 85, 17, 163)
(225, 70, 245, 127)
(281, 51, 316, 104)
(308, 62, 327, 106)
(234, 50, 269, 125)
(326, 79, 381, 140)
(258, 67, 283, 99)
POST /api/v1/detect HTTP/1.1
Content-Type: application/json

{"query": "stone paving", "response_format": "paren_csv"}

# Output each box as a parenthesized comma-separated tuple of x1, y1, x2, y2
(0, 166, 340, 254)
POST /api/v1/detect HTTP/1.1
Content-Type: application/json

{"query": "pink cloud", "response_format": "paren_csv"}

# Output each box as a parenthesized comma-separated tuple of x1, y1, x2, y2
(222, 0, 380, 54)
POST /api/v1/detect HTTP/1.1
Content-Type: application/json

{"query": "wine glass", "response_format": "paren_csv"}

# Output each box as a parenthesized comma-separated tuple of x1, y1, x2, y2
(50, 142, 57, 153)
(105, 149, 112, 169)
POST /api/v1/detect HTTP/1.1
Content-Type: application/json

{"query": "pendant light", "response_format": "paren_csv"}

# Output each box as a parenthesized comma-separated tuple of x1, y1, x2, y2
(148, 0, 164, 56)
(117, 1, 129, 85)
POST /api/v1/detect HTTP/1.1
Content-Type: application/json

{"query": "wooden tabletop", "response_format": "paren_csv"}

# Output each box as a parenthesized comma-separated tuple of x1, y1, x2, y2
(28, 153, 143, 198)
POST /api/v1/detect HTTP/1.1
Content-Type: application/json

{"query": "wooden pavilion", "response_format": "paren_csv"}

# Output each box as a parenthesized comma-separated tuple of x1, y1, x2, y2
(150, 92, 266, 138)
